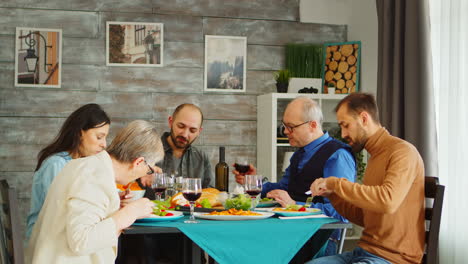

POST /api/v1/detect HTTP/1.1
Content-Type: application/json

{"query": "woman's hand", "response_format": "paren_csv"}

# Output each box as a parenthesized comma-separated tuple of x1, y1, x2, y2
(119, 189, 134, 208)
(112, 198, 154, 232)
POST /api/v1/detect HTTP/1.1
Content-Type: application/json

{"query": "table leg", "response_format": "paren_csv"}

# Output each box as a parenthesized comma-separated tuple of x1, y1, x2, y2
(182, 235, 201, 264)
(337, 228, 347, 254)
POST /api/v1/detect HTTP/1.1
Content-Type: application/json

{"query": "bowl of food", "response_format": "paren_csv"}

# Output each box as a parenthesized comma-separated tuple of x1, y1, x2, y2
(117, 182, 146, 201)
(223, 193, 252, 210)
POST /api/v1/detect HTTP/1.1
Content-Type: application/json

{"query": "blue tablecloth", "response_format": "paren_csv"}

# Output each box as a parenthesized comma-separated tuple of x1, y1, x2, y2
(132, 216, 337, 264)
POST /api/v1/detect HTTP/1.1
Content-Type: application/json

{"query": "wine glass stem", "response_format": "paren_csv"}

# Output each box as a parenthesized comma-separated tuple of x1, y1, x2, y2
(189, 201, 195, 221)
(156, 192, 161, 201)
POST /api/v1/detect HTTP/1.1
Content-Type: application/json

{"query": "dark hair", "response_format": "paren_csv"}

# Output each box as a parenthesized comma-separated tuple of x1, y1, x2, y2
(334, 93, 381, 124)
(172, 103, 204, 125)
(35, 103, 111, 171)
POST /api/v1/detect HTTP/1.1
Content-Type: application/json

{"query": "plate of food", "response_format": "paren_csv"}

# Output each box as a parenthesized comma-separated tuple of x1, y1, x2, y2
(135, 210, 184, 222)
(258, 205, 322, 217)
(256, 198, 280, 208)
(194, 208, 274, 221)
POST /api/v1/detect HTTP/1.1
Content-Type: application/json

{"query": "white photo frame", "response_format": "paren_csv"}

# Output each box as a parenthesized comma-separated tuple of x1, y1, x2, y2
(106, 21, 164, 67)
(204, 35, 247, 92)
(15, 27, 62, 88)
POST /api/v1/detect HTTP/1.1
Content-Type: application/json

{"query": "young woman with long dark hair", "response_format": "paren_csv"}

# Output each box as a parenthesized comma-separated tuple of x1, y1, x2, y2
(26, 103, 111, 238)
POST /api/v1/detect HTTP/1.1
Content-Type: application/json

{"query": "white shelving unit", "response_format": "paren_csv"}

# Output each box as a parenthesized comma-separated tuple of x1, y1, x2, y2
(257, 93, 347, 182)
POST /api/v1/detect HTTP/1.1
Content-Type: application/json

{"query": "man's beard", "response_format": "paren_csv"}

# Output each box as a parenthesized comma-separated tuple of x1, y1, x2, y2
(345, 125, 367, 153)
(170, 128, 197, 149)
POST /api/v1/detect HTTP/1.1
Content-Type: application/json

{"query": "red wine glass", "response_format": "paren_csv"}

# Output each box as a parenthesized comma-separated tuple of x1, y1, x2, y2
(182, 178, 202, 223)
(245, 174, 262, 208)
(151, 173, 167, 201)
(234, 158, 250, 174)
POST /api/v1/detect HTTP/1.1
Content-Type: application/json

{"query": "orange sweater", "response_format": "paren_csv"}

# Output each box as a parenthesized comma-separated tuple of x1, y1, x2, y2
(327, 128, 425, 264)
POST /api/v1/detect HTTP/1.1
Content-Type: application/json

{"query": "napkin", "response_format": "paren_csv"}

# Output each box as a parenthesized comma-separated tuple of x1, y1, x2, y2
(279, 214, 330, 220)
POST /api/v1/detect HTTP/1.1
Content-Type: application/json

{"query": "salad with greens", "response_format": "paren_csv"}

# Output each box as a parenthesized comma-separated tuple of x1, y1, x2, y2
(152, 199, 174, 216)
(224, 194, 252, 210)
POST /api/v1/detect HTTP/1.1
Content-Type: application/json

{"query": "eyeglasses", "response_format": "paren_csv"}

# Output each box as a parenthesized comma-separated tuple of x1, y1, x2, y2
(144, 159, 155, 175)
(280, 121, 310, 134)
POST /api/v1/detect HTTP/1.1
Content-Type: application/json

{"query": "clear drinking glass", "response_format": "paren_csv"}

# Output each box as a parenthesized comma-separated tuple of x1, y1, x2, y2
(182, 178, 202, 224)
(245, 174, 263, 208)
(165, 175, 176, 198)
(151, 173, 167, 201)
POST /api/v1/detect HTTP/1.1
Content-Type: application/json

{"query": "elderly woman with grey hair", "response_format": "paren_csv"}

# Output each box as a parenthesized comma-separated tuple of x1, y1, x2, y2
(26, 120, 164, 264)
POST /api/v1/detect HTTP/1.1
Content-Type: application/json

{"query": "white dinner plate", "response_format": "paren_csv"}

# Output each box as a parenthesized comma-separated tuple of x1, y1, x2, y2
(256, 207, 322, 217)
(193, 211, 274, 221)
(135, 211, 183, 222)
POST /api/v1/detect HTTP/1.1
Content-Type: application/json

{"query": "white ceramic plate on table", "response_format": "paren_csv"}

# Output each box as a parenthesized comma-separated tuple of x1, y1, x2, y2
(135, 211, 183, 222)
(193, 211, 274, 221)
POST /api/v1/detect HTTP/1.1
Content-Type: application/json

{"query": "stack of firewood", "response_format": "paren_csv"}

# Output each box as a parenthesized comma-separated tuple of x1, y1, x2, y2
(324, 44, 359, 94)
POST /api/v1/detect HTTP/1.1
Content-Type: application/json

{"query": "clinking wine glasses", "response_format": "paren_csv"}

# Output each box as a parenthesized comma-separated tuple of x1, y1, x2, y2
(182, 178, 202, 224)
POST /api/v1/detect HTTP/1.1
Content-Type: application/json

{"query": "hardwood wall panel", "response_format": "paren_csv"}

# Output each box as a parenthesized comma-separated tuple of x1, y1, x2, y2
(165, 42, 203, 68)
(0, 63, 14, 89)
(203, 17, 346, 45)
(0, 0, 346, 240)
(0, 0, 153, 12)
(202, 120, 257, 146)
(152, 94, 256, 121)
(99, 67, 203, 93)
(0, 117, 65, 144)
(152, 0, 299, 21)
(0, 8, 99, 38)
(0, 35, 14, 62)
(63, 38, 104, 65)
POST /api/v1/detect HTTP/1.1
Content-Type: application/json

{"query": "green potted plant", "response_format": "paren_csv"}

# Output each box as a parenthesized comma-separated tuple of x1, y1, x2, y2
(274, 69, 291, 93)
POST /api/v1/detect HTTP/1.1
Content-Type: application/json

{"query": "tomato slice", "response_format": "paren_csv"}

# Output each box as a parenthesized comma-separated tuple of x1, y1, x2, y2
(165, 213, 174, 216)
(298, 207, 306, 211)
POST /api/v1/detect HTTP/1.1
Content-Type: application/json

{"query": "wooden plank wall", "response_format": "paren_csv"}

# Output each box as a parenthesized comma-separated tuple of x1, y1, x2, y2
(0, 0, 346, 237)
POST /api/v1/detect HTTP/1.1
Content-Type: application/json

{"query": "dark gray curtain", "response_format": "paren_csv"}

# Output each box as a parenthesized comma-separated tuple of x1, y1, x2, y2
(376, 0, 438, 176)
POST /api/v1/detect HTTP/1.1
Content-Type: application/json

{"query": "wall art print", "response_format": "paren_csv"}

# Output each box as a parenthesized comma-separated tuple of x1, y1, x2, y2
(107, 21, 163, 67)
(321, 41, 361, 94)
(204, 35, 247, 92)
(15, 27, 62, 88)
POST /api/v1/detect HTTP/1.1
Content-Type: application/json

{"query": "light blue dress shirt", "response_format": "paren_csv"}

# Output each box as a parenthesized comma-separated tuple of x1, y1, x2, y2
(26, 151, 72, 238)
(263, 132, 356, 220)
(262, 132, 356, 252)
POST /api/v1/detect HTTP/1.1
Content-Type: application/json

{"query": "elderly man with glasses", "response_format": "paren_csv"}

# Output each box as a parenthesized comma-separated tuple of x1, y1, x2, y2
(234, 96, 356, 259)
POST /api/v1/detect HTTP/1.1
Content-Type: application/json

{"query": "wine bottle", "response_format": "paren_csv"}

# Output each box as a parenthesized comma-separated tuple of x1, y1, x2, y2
(215, 146, 229, 192)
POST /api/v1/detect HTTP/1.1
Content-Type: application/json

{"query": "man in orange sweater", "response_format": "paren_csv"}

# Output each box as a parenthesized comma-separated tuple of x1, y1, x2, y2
(308, 93, 425, 264)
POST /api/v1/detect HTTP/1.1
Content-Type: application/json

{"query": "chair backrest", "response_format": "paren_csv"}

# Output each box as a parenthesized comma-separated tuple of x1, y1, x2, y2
(0, 180, 24, 264)
(423, 176, 445, 264)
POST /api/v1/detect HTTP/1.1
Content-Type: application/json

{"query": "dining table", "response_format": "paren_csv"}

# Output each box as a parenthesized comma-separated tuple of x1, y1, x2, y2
(120, 212, 352, 264)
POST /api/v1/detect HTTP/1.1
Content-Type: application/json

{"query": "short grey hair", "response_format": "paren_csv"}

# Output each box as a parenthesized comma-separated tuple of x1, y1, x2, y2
(294, 96, 323, 128)
(107, 120, 164, 165)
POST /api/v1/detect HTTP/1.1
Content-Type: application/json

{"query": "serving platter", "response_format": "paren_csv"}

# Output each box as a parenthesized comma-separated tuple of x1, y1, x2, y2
(193, 211, 274, 221)
(256, 207, 322, 217)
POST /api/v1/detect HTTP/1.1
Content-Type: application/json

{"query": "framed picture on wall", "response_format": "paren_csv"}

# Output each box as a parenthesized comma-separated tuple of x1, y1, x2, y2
(106, 21, 164, 67)
(204, 35, 247, 92)
(321, 41, 361, 94)
(15, 27, 62, 88)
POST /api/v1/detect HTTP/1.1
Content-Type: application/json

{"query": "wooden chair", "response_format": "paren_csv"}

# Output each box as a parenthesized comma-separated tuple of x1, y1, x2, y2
(423, 176, 445, 264)
(0, 180, 24, 264)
